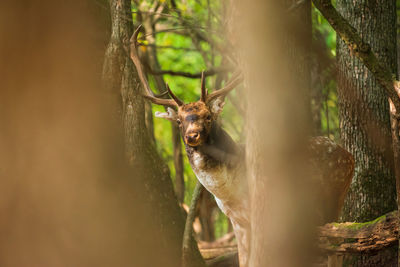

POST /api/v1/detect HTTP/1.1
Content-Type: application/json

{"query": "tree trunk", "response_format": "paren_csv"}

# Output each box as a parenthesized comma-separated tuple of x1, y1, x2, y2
(335, 1, 398, 265)
(102, 1, 204, 266)
(236, 1, 315, 266)
(337, 0, 397, 223)
(136, 12, 186, 203)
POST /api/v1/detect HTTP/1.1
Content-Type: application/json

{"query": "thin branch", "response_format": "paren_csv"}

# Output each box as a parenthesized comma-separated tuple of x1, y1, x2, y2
(145, 63, 232, 79)
(133, 10, 180, 19)
(182, 182, 204, 267)
(139, 43, 198, 51)
(148, 0, 160, 14)
(132, 11, 220, 34)
(153, 1, 167, 22)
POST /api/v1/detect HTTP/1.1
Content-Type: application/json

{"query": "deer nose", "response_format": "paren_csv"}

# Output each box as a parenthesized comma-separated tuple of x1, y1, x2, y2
(186, 132, 200, 144)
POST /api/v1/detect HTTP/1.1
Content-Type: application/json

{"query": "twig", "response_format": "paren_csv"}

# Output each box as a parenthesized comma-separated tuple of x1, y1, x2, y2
(153, 1, 167, 22)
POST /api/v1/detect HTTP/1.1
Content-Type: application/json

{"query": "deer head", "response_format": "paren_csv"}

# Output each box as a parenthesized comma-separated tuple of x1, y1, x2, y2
(130, 25, 243, 147)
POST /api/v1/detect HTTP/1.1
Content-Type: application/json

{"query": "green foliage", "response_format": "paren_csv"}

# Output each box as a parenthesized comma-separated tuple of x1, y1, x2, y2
(312, 4, 340, 141)
(320, 79, 340, 140)
(312, 5, 336, 57)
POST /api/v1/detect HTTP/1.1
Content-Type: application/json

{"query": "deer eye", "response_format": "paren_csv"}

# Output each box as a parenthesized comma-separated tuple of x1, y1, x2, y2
(176, 119, 181, 125)
(206, 114, 212, 121)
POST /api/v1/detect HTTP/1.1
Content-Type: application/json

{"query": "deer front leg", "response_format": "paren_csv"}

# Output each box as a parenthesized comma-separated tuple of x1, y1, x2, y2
(231, 220, 250, 267)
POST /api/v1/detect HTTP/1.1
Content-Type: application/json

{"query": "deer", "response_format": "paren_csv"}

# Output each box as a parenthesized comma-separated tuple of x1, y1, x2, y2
(129, 25, 355, 267)
(129, 25, 250, 266)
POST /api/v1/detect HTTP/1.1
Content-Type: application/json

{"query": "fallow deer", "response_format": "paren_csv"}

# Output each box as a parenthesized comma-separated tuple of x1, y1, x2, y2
(129, 25, 354, 267)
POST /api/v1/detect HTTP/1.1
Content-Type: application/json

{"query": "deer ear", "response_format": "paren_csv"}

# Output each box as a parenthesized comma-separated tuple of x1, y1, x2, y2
(155, 107, 178, 121)
(210, 98, 225, 115)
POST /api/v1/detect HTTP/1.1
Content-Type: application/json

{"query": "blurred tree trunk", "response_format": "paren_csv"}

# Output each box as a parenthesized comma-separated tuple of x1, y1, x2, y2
(288, 0, 313, 135)
(335, 0, 398, 265)
(337, 0, 397, 223)
(0, 0, 197, 266)
(236, 0, 314, 266)
(102, 1, 204, 266)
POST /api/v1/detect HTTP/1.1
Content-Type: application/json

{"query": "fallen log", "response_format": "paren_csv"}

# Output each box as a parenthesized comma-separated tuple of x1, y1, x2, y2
(318, 211, 398, 254)
(200, 245, 238, 260)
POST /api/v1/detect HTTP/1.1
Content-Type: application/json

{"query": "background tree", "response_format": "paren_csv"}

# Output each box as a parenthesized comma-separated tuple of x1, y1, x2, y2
(313, 0, 400, 265)
(337, 0, 397, 223)
(102, 0, 204, 266)
(133, 2, 186, 204)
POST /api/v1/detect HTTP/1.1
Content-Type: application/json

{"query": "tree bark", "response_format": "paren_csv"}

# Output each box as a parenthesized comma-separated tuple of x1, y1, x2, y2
(138, 12, 186, 203)
(336, 0, 397, 222)
(318, 211, 398, 254)
(311, 0, 400, 265)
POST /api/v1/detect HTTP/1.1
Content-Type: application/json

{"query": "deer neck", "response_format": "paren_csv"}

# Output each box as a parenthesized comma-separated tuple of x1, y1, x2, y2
(184, 122, 242, 168)
(184, 122, 246, 201)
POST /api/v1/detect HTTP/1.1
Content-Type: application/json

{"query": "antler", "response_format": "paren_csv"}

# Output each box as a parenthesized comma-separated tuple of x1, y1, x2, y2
(166, 83, 184, 106)
(130, 25, 183, 108)
(206, 70, 244, 103)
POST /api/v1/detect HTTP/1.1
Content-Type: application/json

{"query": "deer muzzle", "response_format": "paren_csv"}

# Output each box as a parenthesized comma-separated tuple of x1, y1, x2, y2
(185, 132, 201, 146)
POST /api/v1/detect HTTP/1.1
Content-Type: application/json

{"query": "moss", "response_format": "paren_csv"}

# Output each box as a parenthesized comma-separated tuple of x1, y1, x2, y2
(337, 214, 387, 230)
